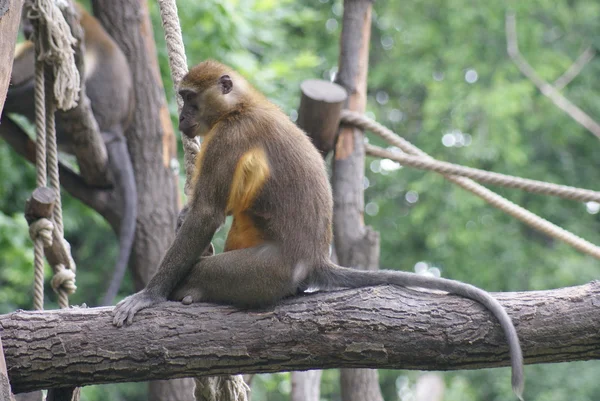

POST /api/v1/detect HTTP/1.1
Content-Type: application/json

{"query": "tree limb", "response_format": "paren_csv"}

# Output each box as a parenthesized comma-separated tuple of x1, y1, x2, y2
(0, 116, 109, 213)
(2, 282, 599, 394)
(505, 11, 600, 140)
(553, 46, 595, 90)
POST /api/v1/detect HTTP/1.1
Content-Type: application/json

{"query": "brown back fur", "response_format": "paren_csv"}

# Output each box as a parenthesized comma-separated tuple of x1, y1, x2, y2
(182, 60, 333, 267)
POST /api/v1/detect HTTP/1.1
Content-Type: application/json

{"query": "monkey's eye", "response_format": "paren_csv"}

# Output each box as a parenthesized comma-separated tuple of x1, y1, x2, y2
(179, 90, 196, 104)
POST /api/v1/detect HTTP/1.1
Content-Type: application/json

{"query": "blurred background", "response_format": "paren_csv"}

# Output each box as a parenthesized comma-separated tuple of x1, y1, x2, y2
(1, 0, 599, 400)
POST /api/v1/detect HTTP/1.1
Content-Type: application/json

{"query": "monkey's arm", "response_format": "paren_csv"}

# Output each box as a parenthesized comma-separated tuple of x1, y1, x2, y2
(176, 204, 214, 256)
(112, 206, 223, 326)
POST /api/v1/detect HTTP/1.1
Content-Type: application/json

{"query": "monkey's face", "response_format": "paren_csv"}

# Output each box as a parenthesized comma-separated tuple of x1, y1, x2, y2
(178, 89, 202, 138)
(178, 73, 235, 138)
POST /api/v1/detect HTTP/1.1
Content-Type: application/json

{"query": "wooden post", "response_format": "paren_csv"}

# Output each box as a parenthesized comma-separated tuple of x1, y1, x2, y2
(332, 1, 384, 401)
(0, 0, 23, 115)
(297, 79, 347, 157)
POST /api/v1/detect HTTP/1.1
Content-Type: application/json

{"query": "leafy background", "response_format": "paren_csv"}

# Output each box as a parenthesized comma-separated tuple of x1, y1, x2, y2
(1, 0, 599, 400)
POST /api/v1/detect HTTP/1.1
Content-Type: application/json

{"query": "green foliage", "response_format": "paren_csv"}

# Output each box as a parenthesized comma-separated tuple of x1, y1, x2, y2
(1, 0, 599, 399)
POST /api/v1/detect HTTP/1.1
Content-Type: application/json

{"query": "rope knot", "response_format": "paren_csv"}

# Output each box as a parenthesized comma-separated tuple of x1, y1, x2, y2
(29, 218, 54, 247)
(51, 263, 77, 295)
(25, 0, 80, 110)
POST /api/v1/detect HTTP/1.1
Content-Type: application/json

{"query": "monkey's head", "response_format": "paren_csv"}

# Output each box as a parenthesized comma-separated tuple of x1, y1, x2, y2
(178, 60, 251, 138)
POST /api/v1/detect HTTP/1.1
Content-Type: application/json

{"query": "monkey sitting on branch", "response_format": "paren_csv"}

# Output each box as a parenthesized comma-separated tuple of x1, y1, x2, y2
(113, 60, 524, 400)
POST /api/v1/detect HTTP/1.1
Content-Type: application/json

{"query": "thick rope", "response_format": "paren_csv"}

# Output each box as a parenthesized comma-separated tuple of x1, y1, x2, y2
(24, 0, 80, 110)
(32, 62, 48, 311)
(34, 62, 47, 189)
(45, 95, 64, 236)
(341, 110, 600, 260)
(365, 144, 600, 204)
(29, 218, 53, 311)
(156, 0, 200, 196)
(26, 0, 78, 311)
(156, 1, 249, 399)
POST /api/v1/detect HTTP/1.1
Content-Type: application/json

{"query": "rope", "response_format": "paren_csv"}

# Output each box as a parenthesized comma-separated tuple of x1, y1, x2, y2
(25, 0, 78, 311)
(29, 218, 53, 311)
(156, 2, 249, 399)
(31, 62, 48, 311)
(24, 0, 80, 110)
(341, 110, 600, 260)
(46, 94, 64, 236)
(34, 62, 47, 189)
(156, 0, 200, 196)
(365, 144, 600, 204)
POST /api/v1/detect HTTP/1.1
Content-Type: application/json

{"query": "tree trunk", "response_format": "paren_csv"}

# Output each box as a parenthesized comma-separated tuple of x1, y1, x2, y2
(291, 371, 322, 401)
(4, 281, 598, 394)
(0, 0, 23, 115)
(89, 1, 187, 399)
(332, 1, 382, 401)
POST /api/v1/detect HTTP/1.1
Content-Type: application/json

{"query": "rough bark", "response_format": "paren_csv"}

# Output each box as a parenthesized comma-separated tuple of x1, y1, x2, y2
(3, 282, 599, 394)
(0, 0, 23, 115)
(0, 333, 14, 401)
(332, 1, 382, 401)
(90, 0, 179, 290)
(89, 0, 183, 398)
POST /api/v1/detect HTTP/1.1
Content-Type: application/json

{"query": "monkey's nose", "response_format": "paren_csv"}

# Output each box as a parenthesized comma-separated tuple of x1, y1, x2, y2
(179, 114, 185, 124)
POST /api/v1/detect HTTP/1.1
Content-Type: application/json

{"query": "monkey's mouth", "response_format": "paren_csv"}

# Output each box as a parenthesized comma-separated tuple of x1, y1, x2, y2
(180, 124, 198, 138)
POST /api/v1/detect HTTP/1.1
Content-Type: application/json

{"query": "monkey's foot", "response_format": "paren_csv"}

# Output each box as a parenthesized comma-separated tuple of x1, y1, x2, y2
(112, 290, 164, 327)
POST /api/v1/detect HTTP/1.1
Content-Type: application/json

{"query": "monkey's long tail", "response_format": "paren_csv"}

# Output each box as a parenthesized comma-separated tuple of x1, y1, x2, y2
(312, 262, 524, 401)
(101, 135, 137, 306)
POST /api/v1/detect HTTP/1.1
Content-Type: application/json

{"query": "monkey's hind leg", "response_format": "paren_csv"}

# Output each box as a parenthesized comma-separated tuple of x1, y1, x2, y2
(169, 244, 300, 308)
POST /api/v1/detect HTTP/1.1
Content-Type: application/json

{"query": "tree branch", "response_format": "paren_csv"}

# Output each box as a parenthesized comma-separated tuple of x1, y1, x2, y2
(505, 11, 600, 140)
(553, 46, 595, 90)
(2, 282, 599, 394)
(0, 116, 108, 213)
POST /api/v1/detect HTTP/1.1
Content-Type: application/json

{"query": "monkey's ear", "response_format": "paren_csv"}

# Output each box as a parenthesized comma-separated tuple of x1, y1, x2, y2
(219, 74, 233, 95)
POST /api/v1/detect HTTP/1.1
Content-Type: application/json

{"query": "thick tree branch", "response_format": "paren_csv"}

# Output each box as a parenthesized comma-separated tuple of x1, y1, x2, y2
(2, 282, 599, 394)
(505, 11, 600, 140)
(0, 116, 109, 216)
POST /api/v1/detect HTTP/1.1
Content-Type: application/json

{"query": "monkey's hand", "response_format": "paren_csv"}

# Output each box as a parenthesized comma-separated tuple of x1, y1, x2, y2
(112, 290, 165, 327)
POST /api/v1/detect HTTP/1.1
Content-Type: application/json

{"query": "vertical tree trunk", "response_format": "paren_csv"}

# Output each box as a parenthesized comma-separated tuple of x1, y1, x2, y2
(89, 1, 193, 399)
(291, 371, 323, 401)
(332, 1, 383, 401)
(0, 0, 23, 115)
(0, 11, 22, 401)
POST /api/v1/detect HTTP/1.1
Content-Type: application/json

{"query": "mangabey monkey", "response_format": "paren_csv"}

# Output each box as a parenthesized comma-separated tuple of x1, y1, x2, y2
(113, 60, 524, 399)
(3, 4, 136, 306)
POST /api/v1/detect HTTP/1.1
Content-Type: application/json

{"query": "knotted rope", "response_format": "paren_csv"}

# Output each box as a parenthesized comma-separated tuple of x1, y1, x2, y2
(155, 1, 248, 399)
(25, 0, 78, 310)
(341, 110, 600, 260)
(24, 0, 80, 111)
